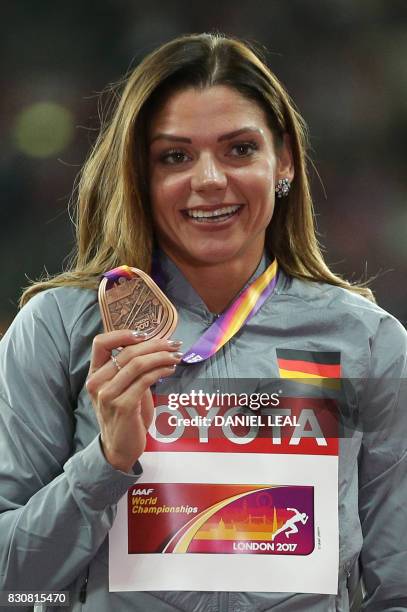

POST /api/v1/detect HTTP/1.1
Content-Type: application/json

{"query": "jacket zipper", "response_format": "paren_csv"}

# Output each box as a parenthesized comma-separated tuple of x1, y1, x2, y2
(79, 565, 90, 603)
(219, 592, 229, 611)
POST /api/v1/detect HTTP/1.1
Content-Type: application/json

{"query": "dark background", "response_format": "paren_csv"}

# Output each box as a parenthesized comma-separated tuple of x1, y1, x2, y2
(2, 0, 406, 333)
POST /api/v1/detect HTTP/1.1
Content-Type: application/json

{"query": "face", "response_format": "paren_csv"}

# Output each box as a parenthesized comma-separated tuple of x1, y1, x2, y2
(148, 85, 294, 269)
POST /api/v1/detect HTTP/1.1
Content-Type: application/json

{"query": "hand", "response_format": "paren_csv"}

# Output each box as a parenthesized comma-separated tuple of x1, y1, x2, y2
(85, 330, 183, 472)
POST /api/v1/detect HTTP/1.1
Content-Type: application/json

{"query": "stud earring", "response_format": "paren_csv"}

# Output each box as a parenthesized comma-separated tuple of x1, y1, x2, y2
(275, 178, 291, 198)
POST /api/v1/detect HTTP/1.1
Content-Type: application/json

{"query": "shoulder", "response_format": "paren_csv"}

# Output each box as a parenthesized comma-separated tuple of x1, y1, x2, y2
(282, 275, 380, 312)
(1, 287, 101, 399)
(282, 274, 403, 325)
(3, 286, 99, 347)
(282, 275, 407, 356)
(27, 285, 97, 324)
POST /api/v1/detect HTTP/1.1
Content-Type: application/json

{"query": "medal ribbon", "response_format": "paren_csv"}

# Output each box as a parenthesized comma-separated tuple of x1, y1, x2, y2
(180, 259, 278, 363)
(103, 266, 135, 282)
(103, 260, 278, 364)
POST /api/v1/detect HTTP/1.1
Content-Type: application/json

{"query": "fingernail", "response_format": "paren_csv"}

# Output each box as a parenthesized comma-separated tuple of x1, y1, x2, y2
(167, 339, 183, 346)
(174, 352, 184, 359)
(132, 331, 148, 338)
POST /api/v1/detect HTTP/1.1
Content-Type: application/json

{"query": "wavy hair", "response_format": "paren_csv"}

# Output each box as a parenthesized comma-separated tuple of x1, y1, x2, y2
(20, 32, 373, 306)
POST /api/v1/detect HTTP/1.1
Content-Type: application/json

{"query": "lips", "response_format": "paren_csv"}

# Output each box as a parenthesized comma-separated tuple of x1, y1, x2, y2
(182, 204, 242, 223)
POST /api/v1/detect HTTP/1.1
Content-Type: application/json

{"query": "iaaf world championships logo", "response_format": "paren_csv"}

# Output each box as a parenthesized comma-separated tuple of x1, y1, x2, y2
(128, 483, 315, 556)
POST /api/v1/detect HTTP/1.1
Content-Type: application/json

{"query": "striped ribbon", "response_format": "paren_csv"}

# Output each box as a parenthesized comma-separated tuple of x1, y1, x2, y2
(103, 265, 135, 281)
(179, 259, 278, 363)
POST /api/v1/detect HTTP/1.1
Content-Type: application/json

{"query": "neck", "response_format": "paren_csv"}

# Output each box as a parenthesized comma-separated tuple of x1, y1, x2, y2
(163, 247, 265, 314)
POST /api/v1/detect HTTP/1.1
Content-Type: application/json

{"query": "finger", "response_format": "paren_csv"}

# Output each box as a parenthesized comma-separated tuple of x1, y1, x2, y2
(87, 337, 183, 386)
(92, 350, 182, 402)
(89, 329, 149, 374)
(140, 390, 155, 430)
(108, 364, 177, 414)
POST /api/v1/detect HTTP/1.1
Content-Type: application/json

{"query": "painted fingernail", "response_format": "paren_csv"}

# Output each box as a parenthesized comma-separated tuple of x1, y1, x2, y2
(173, 352, 184, 359)
(167, 339, 183, 346)
(132, 331, 148, 338)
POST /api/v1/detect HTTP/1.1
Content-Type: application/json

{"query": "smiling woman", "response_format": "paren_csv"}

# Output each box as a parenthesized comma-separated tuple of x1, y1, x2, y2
(1, 33, 406, 612)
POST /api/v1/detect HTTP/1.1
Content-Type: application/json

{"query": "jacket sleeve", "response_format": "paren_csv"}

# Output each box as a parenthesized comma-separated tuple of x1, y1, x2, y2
(0, 290, 141, 593)
(358, 314, 407, 610)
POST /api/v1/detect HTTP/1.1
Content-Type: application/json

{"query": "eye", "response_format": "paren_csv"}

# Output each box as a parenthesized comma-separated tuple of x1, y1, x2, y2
(229, 141, 259, 157)
(159, 149, 191, 165)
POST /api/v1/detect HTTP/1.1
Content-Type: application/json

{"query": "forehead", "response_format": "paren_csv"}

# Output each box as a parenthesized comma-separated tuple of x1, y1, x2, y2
(149, 85, 270, 138)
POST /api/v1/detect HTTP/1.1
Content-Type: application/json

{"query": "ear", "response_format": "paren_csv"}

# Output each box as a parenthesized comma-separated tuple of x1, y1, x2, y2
(276, 133, 295, 182)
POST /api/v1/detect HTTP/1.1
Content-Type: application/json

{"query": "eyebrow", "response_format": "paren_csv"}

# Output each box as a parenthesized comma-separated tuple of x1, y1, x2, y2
(150, 127, 262, 144)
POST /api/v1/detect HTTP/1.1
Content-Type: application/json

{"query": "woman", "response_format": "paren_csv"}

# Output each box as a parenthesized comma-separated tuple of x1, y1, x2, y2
(0, 33, 406, 611)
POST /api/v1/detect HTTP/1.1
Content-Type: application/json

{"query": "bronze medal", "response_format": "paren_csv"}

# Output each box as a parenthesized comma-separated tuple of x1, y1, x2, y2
(98, 267, 178, 339)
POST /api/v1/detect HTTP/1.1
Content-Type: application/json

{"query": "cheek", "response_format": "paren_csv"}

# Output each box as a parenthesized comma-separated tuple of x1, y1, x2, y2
(235, 164, 275, 202)
(151, 173, 188, 213)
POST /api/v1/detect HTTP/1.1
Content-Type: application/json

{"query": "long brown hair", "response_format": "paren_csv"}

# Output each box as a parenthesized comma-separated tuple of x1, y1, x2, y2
(20, 32, 373, 307)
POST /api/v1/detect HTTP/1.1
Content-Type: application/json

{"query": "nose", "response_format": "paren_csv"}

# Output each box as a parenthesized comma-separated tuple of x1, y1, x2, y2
(190, 152, 227, 193)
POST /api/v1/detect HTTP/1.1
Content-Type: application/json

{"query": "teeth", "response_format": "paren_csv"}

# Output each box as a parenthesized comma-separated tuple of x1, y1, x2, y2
(186, 205, 240, 219)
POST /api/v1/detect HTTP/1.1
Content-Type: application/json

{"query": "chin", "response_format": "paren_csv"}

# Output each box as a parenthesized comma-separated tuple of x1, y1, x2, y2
(161, 236, 253, 268)
(188, 246, 243, 266)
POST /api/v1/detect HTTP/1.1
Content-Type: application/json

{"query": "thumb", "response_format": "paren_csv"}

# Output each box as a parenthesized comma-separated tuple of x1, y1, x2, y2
(140, 389, 154, 430)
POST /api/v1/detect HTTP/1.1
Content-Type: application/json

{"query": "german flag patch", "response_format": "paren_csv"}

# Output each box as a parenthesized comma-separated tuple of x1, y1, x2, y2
(276, 349, 341, 389)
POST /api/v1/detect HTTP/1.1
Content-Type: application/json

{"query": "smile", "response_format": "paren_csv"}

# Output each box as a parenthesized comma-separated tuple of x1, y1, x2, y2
(183, 205, 242, 223)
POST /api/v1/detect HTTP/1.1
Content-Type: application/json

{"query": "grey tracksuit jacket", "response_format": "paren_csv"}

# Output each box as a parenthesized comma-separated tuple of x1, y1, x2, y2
(1, 251, 406, 612)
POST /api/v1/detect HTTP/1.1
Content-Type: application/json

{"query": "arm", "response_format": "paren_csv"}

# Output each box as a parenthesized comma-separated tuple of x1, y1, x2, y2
(358, 315, 407, 610)
(0, 290, 140, 591)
